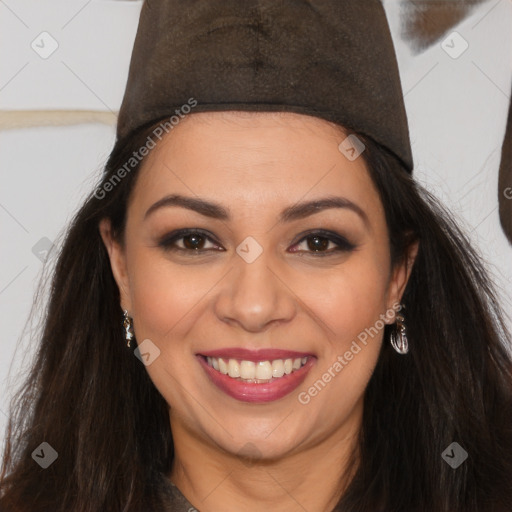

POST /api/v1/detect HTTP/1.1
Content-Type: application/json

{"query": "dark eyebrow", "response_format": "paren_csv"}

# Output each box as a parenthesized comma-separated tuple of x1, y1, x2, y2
(144, 193, 369, 227)
(144, 194, 229, 221)
(280, 196, 369, 226)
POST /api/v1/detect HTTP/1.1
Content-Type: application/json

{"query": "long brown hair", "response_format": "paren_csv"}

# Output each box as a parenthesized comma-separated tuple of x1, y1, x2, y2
(1, 119, 511, 511)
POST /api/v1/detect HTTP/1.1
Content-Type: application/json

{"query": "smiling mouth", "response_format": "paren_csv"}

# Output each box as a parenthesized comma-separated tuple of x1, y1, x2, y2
(196, 348, 315, 403)
(202, 355, 309, 383)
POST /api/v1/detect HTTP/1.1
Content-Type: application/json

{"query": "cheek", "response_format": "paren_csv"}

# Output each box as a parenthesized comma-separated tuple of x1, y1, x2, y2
(126, 247, 215, 343)
(298, 255, 390, 347)
(294, 252, 390, 410)
(125, 249, 218, 405)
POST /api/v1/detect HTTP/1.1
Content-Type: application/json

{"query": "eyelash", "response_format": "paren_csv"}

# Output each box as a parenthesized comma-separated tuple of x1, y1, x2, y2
(157, 228, 356, 257)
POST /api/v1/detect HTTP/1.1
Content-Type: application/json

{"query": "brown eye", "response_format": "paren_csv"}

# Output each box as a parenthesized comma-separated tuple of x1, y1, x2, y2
(306, 235, 331, 252)
(290, 230, 356, 256)
(158, 229, 223, 253)
(182, 233, 207, 250)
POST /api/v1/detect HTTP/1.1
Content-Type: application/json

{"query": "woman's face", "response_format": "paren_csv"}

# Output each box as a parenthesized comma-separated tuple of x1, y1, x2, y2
(102, 112, 412, 462)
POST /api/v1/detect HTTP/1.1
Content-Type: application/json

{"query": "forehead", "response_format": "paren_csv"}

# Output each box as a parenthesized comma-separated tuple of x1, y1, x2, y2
(130, 111, 383, 222)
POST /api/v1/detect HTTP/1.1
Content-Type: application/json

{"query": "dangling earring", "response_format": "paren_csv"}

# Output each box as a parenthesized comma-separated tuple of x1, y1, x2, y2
(390, 306, 409, 354)
(123, 310, 134, 348)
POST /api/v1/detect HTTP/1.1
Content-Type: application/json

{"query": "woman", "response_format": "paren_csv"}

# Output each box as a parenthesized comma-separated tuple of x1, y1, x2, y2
(1, 1, 511, 511)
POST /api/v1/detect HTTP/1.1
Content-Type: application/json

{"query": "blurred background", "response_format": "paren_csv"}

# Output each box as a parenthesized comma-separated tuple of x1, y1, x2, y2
(1, 0, 511, 449)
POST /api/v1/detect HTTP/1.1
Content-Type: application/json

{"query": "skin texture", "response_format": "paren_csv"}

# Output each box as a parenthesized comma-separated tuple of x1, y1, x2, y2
(100, 112, 417, 512)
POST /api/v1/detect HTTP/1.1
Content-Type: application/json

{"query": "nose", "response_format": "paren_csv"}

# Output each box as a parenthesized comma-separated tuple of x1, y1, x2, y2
(213, 248, 298, 333)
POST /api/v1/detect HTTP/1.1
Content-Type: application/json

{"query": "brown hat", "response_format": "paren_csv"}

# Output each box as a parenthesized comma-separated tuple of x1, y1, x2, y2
(117, 0, 413, 172)
(498, 87, 512, 244)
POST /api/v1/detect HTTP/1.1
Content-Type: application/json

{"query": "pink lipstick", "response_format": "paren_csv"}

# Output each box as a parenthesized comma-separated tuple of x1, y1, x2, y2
(196, 348, 315, 403)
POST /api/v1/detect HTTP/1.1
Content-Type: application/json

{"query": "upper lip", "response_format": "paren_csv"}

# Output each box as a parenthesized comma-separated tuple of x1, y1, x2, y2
(198, 348, 314, 362)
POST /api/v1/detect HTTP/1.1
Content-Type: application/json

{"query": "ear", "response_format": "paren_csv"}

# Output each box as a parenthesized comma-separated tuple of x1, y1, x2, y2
(385, 240, 419, 319)
(99, 218, 132, 312)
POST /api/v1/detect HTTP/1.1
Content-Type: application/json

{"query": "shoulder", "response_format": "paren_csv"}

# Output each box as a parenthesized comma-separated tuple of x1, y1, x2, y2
(149, 470, 198, 512)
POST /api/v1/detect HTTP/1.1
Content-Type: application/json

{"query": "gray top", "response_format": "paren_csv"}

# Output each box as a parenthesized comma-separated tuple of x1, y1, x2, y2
(153, 472, 347, 511)
(154, 473, 198, 511)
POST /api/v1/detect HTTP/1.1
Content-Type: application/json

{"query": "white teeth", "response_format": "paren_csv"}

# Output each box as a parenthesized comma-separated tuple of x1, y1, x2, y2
(228, 359, 240, 378)
(240, 360, 256, 379)
(218, 358, 228, 374)
(272, 359, 285, 378)
(205, 355, 309, 381)
(256, 361, 273, 380)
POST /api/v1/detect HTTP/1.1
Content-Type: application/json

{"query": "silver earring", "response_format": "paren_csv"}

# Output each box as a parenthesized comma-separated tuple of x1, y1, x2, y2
(123, 310, 134, 348)
(390, 307, 409, 354)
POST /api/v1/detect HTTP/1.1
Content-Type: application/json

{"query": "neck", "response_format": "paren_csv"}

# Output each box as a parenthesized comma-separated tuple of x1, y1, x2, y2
(168, 402, 362, 512)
